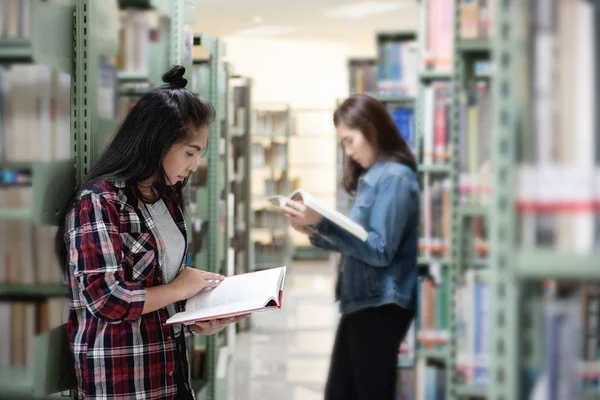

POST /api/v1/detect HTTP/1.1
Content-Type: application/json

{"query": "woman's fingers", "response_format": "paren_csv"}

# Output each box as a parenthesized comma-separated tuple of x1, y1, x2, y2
(285, 199, 306, 212)
(201, 271, 225, 280)
(281, 204, 302, 217)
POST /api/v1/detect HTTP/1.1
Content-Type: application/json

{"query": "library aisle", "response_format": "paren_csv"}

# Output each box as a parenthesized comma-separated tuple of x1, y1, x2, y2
(230, 260, 338, 400)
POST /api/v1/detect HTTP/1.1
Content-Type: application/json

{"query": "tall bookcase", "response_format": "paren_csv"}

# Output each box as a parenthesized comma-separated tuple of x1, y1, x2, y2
(0, 0, 121, 397)
(227, 76, 253, 275)
(250, 104, 293, 271)
(0, 1, 239, 398)
(488, 0, 600, 399)
(415, 1, 600, 399)
(187, 33, 238, 400)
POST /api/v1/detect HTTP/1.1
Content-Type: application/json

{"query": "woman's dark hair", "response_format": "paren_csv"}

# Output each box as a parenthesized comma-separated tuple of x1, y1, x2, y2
(333, 94, 417, 194)
(55, 65, 215, 275)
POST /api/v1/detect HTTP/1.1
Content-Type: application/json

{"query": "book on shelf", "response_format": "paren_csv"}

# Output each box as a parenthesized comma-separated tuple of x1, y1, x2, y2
(165, 266, 286, 325)
(517, 0, 598, 252)
(422, 0, 454, 72)
(267, 189, 369, 242)
(377, 37, 418, 96)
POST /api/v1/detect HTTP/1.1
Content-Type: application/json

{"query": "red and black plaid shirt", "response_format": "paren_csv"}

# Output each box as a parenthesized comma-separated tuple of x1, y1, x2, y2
(64, 179, 192, 399)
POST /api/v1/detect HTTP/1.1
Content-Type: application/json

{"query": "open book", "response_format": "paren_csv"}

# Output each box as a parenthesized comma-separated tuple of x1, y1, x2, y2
(268, 189, 368, 242)
(165, 266, 286, 325)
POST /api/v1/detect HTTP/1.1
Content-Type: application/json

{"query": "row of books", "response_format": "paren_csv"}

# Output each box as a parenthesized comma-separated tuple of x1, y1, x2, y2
(253, 210, 286, 231)
(0, 188, 64, 286)
(415, 359, 446, 400)
(459, 0, 494, 40)
(422, 83, 452, 165)
(516, 0, 599, 252)
(116, 10, 153, 76)
(0, 65, 71, 162)
(419, 177, 451, 259)
(417, 276, 450, 347)
(455, 270, 489, 387)
(458, 80, 491, 206)
(228, 85, 249, 136)
(348, 60, 377, 96)
(252, 109, 290, 137)
(254, 240, 287, 257)
(526, 284, 600, 399)
(0, 300, 66, 368)
(377, 39, 418, 96)
(250, 142, 288, 169)
(422, 0, 454, 72)
(388, 106, 417, 154)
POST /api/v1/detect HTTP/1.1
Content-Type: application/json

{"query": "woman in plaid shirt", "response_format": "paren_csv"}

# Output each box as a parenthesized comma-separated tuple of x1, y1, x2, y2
(55, 65, 245, 399)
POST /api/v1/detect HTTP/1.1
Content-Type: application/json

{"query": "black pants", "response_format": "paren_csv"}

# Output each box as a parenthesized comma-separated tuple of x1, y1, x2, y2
(174, 334, 194, 400)
(325, 304, 415, 400)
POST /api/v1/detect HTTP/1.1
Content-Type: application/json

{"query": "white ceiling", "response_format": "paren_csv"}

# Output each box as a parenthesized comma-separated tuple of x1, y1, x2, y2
(192, 0, 418, 55)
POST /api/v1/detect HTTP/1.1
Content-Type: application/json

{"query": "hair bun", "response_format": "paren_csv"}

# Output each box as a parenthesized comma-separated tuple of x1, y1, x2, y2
(162, 65, 188, 88)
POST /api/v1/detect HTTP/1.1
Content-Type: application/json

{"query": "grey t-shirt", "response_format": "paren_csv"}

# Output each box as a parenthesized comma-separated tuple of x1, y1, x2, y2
(146, 198, 186, 337)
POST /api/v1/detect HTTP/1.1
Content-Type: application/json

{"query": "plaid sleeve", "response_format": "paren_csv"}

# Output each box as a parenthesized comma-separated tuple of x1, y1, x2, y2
(68, 191, 146, 323)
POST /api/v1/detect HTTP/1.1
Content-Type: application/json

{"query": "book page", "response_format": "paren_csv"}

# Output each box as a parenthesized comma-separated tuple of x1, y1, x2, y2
(267, 195, 287, 208)
(296, 190, 368, 241)
(170, 299, 269, 325)
(186, 267, 284, 312)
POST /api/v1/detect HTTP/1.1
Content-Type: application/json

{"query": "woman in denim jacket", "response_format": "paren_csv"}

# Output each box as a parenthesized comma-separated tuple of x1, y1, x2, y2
(283, 94, 419, 400)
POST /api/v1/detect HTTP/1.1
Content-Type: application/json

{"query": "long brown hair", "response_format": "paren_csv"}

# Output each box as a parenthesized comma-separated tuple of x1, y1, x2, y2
(334, 94, 417, 195)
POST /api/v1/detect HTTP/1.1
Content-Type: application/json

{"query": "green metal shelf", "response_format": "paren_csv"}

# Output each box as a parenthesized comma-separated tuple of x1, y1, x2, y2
(254, 259, 291, 271)
(580, 392, 600, 400)
(455, 384, 488, 398)
(418, 257, 451, 265)
(377, 31, 417, 41)
(184, 1, 196, 24)
(515, 250, 600, 280)
(419, 163, 452, 174)
(376, 94, 416, 104)
(0, 208, 32, 221)
(118, 87, 152, 96)
(118, 71, 149, 82)
(397, 358, 414, 368)
(458, 204, 488, 218)
(119, 0, 153, 8)
(418, 347, 448, 361)
(0, 284, 68, 301)
(0, 1, 73, 74)
(457, 39, 492, 57)
(118, 0, 171, 14)
(190, 379, 208, 395)
(293, 246, 330, 260)
(0, 160, 75, 225)
(0, 367, 59, 399)
(419, 70, 452, 81)
(420, 69, 491, 81)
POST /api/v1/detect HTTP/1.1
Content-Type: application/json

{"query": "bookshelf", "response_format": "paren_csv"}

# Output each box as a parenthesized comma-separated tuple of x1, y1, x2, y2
(348, 57, 378, 96)
(488, 0, 600, 398)
(413, 0, 600, 399)
(0, 1, 236, 399)
(186, 33, 235, 400)
(228, 75, 253, 332)
(251, 104, 293, 270)
(0, 0, 121, 397)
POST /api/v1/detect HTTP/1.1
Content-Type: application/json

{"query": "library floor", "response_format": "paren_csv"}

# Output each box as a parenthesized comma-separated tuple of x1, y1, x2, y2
(229, 259, 339, 400)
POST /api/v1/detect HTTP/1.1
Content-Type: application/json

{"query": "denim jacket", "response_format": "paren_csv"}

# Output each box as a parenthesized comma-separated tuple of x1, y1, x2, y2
(309, 160, 419, 314)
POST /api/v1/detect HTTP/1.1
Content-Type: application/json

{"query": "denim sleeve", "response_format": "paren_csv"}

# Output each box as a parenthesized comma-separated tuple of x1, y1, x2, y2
(308, 233, 341, 252)
(316, 174, 416, 267)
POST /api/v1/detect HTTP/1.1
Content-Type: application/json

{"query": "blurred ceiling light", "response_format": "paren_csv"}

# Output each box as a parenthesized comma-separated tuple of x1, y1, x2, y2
(324, 1, 409, 19)
(230, 25, 295, 38)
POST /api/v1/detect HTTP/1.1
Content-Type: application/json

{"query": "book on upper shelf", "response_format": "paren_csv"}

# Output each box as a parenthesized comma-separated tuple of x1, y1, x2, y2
(165, 266, 286, 325)
(267, 189, 369, 242)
